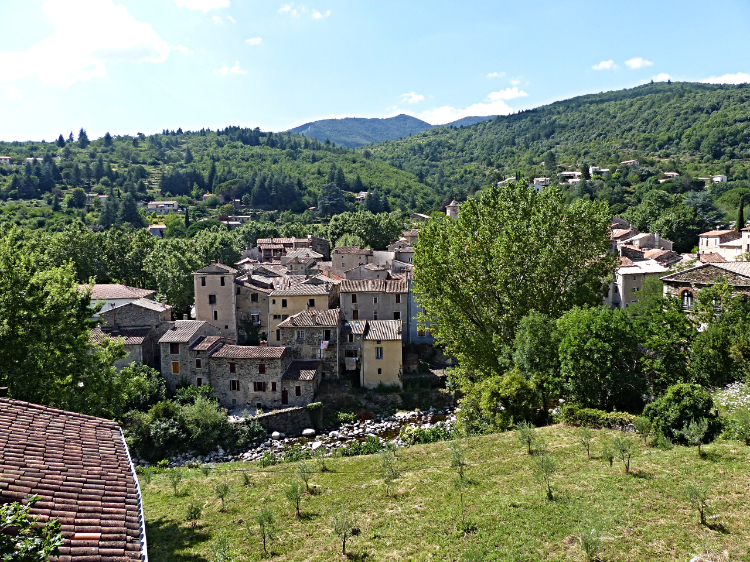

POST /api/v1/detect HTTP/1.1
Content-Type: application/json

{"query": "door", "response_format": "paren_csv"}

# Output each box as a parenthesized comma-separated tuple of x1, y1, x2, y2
(281, 390, 288, 405)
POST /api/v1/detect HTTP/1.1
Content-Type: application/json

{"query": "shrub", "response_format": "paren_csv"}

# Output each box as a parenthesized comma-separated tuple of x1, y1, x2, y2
(339, 436, 384, 457)
(121, 363, 166, 412)
(331, 507, 359, 556)
(174, 383, 218, 405)
(533, 451, 556, 500)
(561, 405, 636, 429)
(398, 421, 454, 445)
(285, 481, 304, 517)
(234, 418, 266, 449)
(167, 469, 183, 496)
(724, 408, 750, 444)
(186, 502, 202, 532)
(676, 418, 710, 455)
(283, 445, 311, 463)
(580, 528, 602, 562)
(379, 449, 399, 496)
(634, 417, 652, 444)
(612, 435, 636, 473)
(253, 506, 276, 556)
(258, 452, 277, 467)
(643, 383, 721, 443)
(578, 426, 593, 459)
(215, 482, 230, 511)
(601, 440, 615, 467)
(685, 482, 710, 526)
(337, 411, 356, 424)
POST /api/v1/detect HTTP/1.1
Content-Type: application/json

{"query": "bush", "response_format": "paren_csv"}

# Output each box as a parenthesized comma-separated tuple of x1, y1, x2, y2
(234, 418, 266, 449)
(399, 421, 454, 445)
(180, 396, 235, 453)
(121, 363, 166, 413)
(561, 405, 636, 429)
(339, 436, 384, 457)
(337, 411, 357, 424)
(174, 383, 218, 405)
(283, 445, 311, 463)
(643, 383, 721, 444)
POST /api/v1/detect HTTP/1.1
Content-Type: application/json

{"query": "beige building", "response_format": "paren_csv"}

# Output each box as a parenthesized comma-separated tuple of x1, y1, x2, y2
(361, 320, 403, 389)
(339, 279, 407, 322)
(697, 230, 745, 262)
(268, 278, 339, 343)
(332, 246, 374, 271)
(158, 320, 222, 391)
(604, 257, 670, 309)
(235, 274, 274, 342)
(193, 262, 238, 341)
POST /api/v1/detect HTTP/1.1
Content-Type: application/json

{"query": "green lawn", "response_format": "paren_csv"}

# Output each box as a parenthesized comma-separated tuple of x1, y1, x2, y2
(141, 425, 750, 561)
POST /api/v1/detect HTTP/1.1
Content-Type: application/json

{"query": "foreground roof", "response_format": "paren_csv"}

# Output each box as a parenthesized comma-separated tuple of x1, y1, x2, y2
(364, 320, 402, 341)
(340, 279, 407, 293)
(0, 398, 146, 562)
(661, 262, 750, 286)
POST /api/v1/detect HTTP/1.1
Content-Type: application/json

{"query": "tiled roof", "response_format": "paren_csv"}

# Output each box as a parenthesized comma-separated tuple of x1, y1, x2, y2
(277, 309, 340, 328)
(699, 230, 737, 237)
(661, 262, 750, 284)
(340, 279, 407, 293)
(333, 246, 373, 255)
(342, 320, 368, 335)
(269, 283, 332, 296)
(194, 262, 237, 274)
(714, 262, 750, 276)
(90, 327, 151, 346)
(258, 243, 285, 250)
(85, 284, 155, 301)
(402, 229, 420, 237)
(210, 344, 289, 359)
(0, 398, 145, 562)
(282, 360, 321, 381)
(158, 320, 209, 343)
(699, 252, 728, 263)
(189, 335, 227, 351)
(129, 298, 171, 313)
(618, 256, 635, 267)
(364, 320, 402, 341)
(285, 248, 323, 260)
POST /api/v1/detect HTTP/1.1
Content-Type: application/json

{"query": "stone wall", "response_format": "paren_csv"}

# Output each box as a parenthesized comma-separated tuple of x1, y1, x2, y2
(279, 325, 339, 377)
(255, 407, 315, 436)
(100, 304, 170, 329)
(210, 354, 293, 410)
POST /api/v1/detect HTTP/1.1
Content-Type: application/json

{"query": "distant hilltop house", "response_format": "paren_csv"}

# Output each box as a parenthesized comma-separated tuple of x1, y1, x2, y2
(559, 171, 582, 184)
(497, 176, 516, 186)
(446, 199, 460, 220)
(659, 171, 681, 183)
(147, 223, 167, 237)
(696, 229, 750, 262)
(698, 174, 728, 184)
(356, 191, 368, 202)
(147, 200, 179, 214)
(620, 159, 640, 167)
(589, 166, 610, 177)
(410, 212, 431, 221)
(0, 156, 12, 165)
(529, 177, 550, 193)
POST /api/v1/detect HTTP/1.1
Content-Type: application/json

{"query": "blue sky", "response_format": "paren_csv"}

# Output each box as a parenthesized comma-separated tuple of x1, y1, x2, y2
(1, 0, 749, 141)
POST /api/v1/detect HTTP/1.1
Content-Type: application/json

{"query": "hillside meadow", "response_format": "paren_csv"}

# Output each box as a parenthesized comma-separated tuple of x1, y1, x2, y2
(141, 425, 750, 561)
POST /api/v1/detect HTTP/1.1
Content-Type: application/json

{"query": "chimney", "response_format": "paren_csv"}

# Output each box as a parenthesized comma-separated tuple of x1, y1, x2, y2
(0, 387, 8, 397)
(259, 340, 268, 347)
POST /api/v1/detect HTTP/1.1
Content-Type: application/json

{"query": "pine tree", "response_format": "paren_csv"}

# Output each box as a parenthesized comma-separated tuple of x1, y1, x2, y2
(51, 194, 60, 211)
(94, 155, 105, 182)
(737, 195, 745, 231)
(56, 134, 66, 148)
(118, 193, 145, 227)
(103, 132, 113, 148)
(184, 208, 191, 229)
(184, 147, 193, 164)
(78, 128, 90, 149)
(67, 132, 74, 143)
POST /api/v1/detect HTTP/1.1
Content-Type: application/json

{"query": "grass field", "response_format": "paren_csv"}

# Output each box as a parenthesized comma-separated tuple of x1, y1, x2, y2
(141, 425, 750, 562)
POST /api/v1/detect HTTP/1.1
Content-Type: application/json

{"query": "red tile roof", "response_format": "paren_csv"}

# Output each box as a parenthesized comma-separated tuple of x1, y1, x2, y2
(210, 344, 289, 359)
(281, 360, 322, 381)
(277, 309, 340, 328)
(0, 398, 145, 562)
(699, 252, 728, 263)
(84, 284, 155, 301)
(699, 230, 737, 237)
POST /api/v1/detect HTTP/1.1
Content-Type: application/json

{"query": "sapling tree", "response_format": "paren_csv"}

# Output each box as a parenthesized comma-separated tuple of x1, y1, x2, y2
(685, 482, 710, 526)
(378, 449, 399, 496)
(516, 421, 536, 455)
(186, 502, 202, 532)
(210, 534, 235, 562)
(602, 440, 615, 467)
(139, 467, 154, 487)
(167, 469, 183, 496)
(254, 505, 276, 556)
(331, 507, 359, 556)
(285, 481, 304, 518)
(241, 472, 252, 486)
(634, 417, 652, 444)
(579, 527, 602, 562)
(613, 435, 636, 473)
(448, 441, 467, 478)
(314, 447, 329, 473)
(215, 482, 230, 512)
(677, 418, 710, 455)
(453, 474, 470, 529)
(297, 460, 314, 493)
(201, 464, 212, 477)
(578, 426, 593, 459)
(533, 451, 556, 500)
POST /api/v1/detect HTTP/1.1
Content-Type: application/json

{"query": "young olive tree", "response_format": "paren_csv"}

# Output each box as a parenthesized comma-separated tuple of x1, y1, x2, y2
(533, 451, 556, 500)
(516, 421, 537, 455)
(378, 448, 399, 496)
(685, 482, 710, 526)
(331, 507, 359, 556)
(167, 469, 183, 496)
(253, 505, 276, 556)
(186, 502, 202, 532)
(634, 417, 652, 444)
(677, 418, 710, 455)
(285, 481, 304, 518)
(297, 460, 314, 493)
(579, 527, 602, 562)
(448, 441, 467, 478)
(578, 426, 593, 459)
(215, 482, 230, 512)
(612, 435, 636, 473)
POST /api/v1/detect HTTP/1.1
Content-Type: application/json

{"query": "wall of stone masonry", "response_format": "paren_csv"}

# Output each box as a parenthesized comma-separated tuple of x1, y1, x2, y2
(255, 407, 314, 436)
(279, 325, 339, 377)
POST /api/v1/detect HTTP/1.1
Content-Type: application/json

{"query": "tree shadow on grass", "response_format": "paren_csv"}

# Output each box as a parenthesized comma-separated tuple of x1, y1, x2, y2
(628, 469, 653, 480)
(707, 521, 730, 534)
(146, 517, 211, 562)
(346, 551, 371, 561)
(700, 450, 723, 463)
(298, 511, 319, 521)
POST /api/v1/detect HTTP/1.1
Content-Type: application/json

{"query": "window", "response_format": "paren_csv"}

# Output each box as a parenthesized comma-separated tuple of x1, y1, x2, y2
(172, 361, 180, 374)
(259, 364, 266, 374)
(373, 311, 378, 320)
(393, 311, 400, 320)
(251, 313, 260, 324)
(201, 277, 206, 286)
(170, 343, 180, 355)
(376, 347, 383, 360)
(342, 262, 346, 268)
(220, 276, 225, 286)
(230, 380, 240, 391)
(351, 294, 357, 304)
(230, 362, 236, 373)
(271, 382, 276, 392)
(324, 329, 331, 341)
(682, 290, 694, 310)
(208, 294, 217, 305)
(295, 386, 301, 396)
(308, 298, 315, 307)
(251, 293, 259, 302)
(196, 377, 202, 387)
(632, 287, 639, 293)
(196, 359, 202, 368)
(236, 287, 241, 295)
(395, 294, 401, 304)
(282, 299, 288, 308)
(213, 311, 218, 321)
(418, 329, 425, 337)
(272, 299, 276, 305)
(276, 329, 280, 341)
(253, 381, 266, 392)
(633, 275, 637, 281)
(614, 285, 619, 294)
(373, 297, 378, 304)
(348, 333, 354, 343)
(352, 310, 359, 320)
(378, 368, 382, 375)
(273, 314, 281, 320)
(297, 330, 305, 340)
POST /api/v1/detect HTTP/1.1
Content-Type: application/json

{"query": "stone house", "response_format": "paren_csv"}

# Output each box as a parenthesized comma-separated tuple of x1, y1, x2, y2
(278, 309, 341, 377)
(341, 319, 368, 375)
(344, 263, 389, 280)
(660, 262, 750, 310)
(188, 335, 228, 387)
(333, 246, 373, 271)
(90, 326, 154, 371)
(386, 240, 415, 264)
(235, 274, 274, 342)
(193, 262, 238, 341)
(268, 278, 339, 343)
(207, 344, 321, 410)
(158, 320, 222, 391)
(402, 229, 419, 245)
(246, 235, 331, 262)
(83, 284, 156, 317)
(361, 320, 403, 389)
(339, 278, 407, 322)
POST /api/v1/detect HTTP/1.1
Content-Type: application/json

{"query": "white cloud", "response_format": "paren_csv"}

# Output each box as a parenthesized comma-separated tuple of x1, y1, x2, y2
(213, 15, 222, 23)
(226, 15, 236, 23)
(215, 61, 246, 76)
(486, 71, 504, 79)
(5, 86, 22, 99)
(246, 37, 262, 46)
(401, 92, 424, 104)
(279, 4, 300, 17)
(174, 45, 193, 55)
(0, 0, 169, 88)
(625, 57, 653, 69)
(510, 78, 521, 86)
(279, 4, 329, 19)
(312, 9, 330, 19)
(174, 0, 229, 12)
(651, 73, 671, 82)
(415, 89, 527, 125)
(486, 87, 528, 101)
(592, 60, 616, 71)
(701, 72, 750, 85)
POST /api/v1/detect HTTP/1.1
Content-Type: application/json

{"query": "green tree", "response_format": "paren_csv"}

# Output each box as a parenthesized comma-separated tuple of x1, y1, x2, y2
(55, 134, 66, 148)
(103, 132, 113, 148)
(317, 182, 348, 216)
(513, 311, 560, 412)
(144, 238, 203, 314)
(69, 187, 87, 208)
(184, 146, 194, 164)
(78, 128, 90, 148)
(413, 182, 615, 381)
(119, 193, 145, 227)
(643, 383, 721, 443)
(556, 306, 644, 412)
(184, 208, 191, 229)
(0, 496, 64, 562)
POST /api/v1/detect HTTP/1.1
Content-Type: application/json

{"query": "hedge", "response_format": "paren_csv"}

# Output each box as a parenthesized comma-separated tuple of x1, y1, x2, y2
(560, 405, 636, 429)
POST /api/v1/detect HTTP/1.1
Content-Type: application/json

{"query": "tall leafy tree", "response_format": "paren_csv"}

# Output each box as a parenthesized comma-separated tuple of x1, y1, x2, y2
(413, 181, 615, 379)
(118, 193, 145, 227)
(317, 182, 348, 216)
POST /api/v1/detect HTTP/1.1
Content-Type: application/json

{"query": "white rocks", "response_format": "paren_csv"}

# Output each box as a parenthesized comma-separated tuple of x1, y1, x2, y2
(311, 441, 323, 451)
(302, 428, 316, 437)
(271, 431, 282, 440)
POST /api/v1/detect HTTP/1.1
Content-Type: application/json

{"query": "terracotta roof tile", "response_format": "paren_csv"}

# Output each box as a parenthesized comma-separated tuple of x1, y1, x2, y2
(158, 320, 212, 343)
(699, 252, 728, 263)
(210, 344, 289, 359)
(277, 309, 340, 328)
(189, 335, 228, 351)
(333, 246, 373, 255)
(340, 279, 407, 293)
(281, 360, 322, 381)
(89, 327, 151, 346)
(364, 320, 402, 341)
(83, 284, 155, 301)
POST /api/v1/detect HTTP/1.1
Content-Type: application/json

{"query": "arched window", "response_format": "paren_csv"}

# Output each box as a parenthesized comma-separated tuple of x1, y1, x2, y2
(681, 290, 694, 310)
